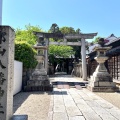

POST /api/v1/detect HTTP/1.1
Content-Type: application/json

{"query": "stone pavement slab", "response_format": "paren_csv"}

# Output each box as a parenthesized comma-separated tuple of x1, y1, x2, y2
(49, 77, 120, 120)
(69, 116, 85, 120)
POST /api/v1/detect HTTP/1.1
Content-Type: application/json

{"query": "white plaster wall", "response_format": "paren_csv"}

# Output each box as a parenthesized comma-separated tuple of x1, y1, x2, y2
(13, 60, 23, 95)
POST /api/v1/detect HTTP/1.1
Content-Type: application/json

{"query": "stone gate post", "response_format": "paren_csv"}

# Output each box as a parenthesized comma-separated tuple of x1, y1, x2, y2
(0, 26, 14, 120)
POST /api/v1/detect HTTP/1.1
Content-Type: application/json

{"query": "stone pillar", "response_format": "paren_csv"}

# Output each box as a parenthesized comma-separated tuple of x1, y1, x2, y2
(0, 26, 15, 120)
(45, 38, 48, 73)
(81, 38, 87, 80)
(0, 0, 2, 25)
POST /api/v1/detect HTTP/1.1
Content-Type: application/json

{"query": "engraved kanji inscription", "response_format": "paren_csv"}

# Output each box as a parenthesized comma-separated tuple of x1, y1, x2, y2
(0, 104, 3, 108)
(0, 72, 6, 85)
(0, 103, 4, 114)
(0, 31, 6, 44)
(0, 60, 6, 69)
(0, 47, 6, 56)
(0, 87, 4, 97)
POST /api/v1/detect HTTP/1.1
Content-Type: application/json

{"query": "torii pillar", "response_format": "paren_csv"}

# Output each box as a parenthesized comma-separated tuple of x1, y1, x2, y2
(64, 33, 97, 81)
(44, 38, 49, 73)
(81, 38, 87, 80)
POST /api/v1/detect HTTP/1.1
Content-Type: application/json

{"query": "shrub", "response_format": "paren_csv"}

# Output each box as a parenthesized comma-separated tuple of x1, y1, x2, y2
(15, 41, 37, 69)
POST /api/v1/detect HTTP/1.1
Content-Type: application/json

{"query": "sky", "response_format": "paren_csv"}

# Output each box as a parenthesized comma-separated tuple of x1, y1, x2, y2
(2, 0, 120, 42)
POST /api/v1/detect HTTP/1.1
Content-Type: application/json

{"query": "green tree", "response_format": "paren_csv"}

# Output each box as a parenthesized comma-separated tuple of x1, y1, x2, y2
(48, 24, 76, 64)
(92, 37, 101, 43)
(49, 23, 60, 33)
(49, 45, 75, 64)
(76, 28, 81, 34)
(15, 41, 37, 68)
(60, 26, 81, 59)
(15, 24, 43, 68)
(15, 24, 43, 45)
(60, 27, 75, 34)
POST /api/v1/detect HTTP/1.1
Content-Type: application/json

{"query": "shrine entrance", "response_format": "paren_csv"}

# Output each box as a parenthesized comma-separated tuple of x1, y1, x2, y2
(33, 32, 97, 80)
(54, 58, 74, 74)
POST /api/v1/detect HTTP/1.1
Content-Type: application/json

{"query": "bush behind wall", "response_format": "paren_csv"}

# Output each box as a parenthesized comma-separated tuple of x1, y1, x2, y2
(15, 41, 37, 69)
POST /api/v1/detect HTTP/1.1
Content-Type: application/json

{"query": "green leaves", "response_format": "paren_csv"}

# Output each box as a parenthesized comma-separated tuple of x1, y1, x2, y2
(60, 27, 75, 34)
(15, 24, 43, 45)
(15, 24, 43, 69)
(49, 45, 75, 64)
(15, 41, 37, 69)
(92, 37, 101, 43)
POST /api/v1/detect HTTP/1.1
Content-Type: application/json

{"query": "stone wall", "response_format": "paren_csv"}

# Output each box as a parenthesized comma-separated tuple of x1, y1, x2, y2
(22, 69, 34, 90)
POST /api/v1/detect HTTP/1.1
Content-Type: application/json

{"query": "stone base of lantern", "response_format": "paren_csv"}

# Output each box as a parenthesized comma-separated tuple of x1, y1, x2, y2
(87, 85, 118, 92)
(24, 69, 53, 92)
(87, 76, 119, 92)
(24, 84, 53, 92)
(24, 79, 53, 92)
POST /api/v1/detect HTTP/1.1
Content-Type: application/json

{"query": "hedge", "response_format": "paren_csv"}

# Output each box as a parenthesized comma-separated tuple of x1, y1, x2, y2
(15, 41, 37, 69)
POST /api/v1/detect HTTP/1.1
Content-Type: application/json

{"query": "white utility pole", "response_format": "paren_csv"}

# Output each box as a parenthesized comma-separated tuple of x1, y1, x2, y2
(0, 0, 3, 25)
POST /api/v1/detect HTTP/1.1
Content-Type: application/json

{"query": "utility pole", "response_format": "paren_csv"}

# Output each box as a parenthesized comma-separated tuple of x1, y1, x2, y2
(0, 0, 2, 25)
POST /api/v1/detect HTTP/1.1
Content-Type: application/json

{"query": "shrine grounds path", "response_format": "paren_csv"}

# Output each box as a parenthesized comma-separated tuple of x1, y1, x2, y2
(13, 75, 120, 120)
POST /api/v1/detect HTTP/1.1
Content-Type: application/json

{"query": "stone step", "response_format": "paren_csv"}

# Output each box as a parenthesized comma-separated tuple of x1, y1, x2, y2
(75, 84, 82, 90)
(52, 82, 86, 89)
(24, 85, 53, 92)
(57, 82, 64, 89)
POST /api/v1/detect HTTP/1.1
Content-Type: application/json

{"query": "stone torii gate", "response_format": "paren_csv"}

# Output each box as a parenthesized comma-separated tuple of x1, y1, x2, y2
(33, 32, 97, 81)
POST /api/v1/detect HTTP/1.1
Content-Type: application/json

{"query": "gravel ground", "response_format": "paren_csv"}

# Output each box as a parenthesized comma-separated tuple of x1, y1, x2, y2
(13, 92, 51, 120)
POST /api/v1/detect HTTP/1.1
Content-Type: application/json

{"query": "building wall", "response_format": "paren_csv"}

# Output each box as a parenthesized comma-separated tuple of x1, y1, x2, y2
(108, 55, 120, 81)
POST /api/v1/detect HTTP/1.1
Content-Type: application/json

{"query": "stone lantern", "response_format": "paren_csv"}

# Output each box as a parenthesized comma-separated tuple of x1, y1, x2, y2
(24, 37, 52, 91)
(87, 38, 118, 92)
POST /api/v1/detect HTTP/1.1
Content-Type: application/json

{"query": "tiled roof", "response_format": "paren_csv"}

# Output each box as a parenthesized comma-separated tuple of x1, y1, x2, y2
(105, 34, 117, 41)
(105, 37, 120, 45)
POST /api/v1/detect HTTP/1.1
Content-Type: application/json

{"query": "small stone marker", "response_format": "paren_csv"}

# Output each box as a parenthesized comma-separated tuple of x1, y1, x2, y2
(0, 26, 15, 120)
(12, 115, 28, 120)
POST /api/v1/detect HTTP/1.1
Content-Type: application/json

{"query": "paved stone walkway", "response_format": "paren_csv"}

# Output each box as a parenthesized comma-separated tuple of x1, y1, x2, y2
(48, 77, 120, 120)
(13, 76, 120, 120)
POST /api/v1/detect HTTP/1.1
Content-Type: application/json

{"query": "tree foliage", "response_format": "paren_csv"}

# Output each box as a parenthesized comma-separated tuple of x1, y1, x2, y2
(15, 24, 43, 68)
(49, 45, 75, 64)
(92, 37, 101, 43)
(48, 24, 77, 64)
(60, 27, 75, 34)
(15, 24, 43, 45)
(49, 23, 60, 33)
(60, 26, 81, 59)
(15, 41, 37, 69)
(48, 25, 82, 62)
